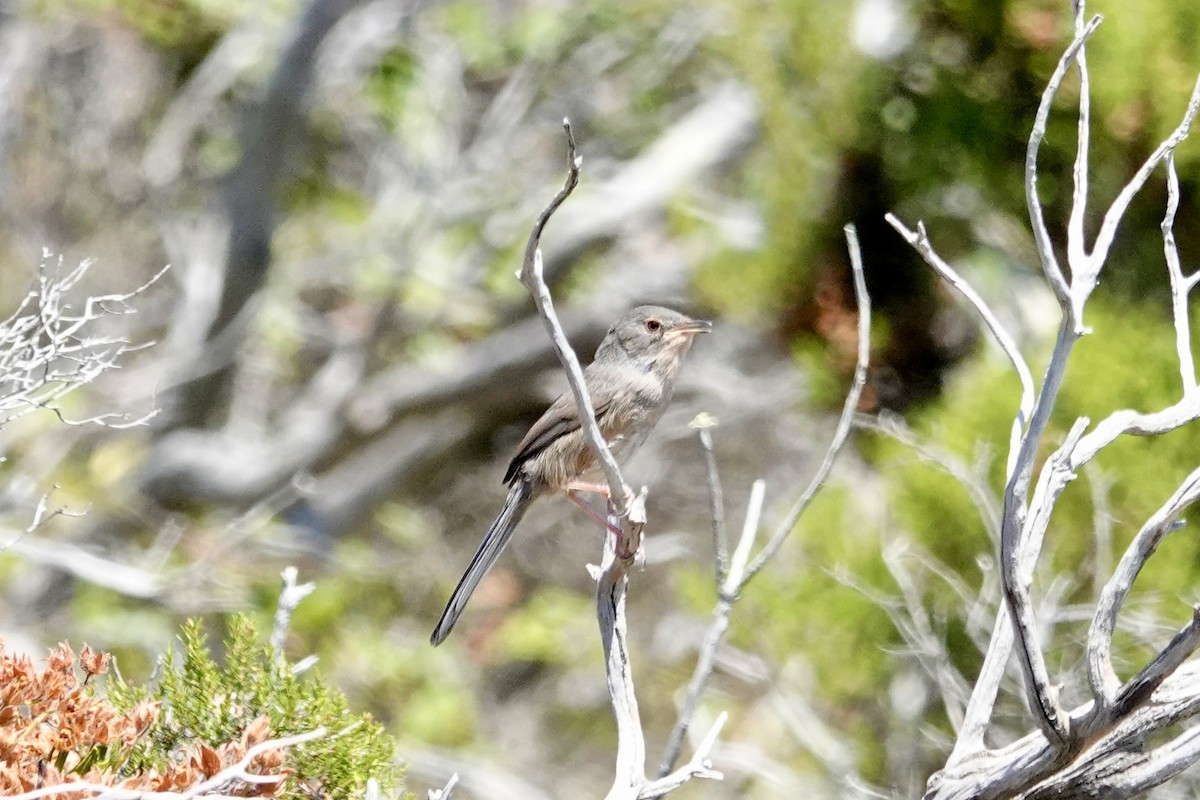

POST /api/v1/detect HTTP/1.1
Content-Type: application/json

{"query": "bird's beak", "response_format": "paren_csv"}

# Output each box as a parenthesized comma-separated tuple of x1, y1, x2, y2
(672, 319, 713, 337)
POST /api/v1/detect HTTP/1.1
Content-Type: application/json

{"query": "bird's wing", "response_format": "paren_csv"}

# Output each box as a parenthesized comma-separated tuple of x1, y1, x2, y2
(503, 389, 613, 485)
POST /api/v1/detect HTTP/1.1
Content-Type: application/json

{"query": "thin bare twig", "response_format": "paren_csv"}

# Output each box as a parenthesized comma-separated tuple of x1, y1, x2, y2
(0, 490, 64, 552)
(1025, 13, 1102, 314)
(1084, 71, 1200, 296)
(0, 254, 165, 430)
(658, 224, 871, 777)
(518, 118, 628, 516)
(1086, 466, 1200, 707)
(639, 713, 725, 798)
(882, 540, 972, 729)
(1065, 0, 1093, 281)
(428, 772, 460, 800)
(724, 479, 766, 596)
(692, 418, 728, 587)
(1001, 411, 1088, 747)
(270, 566, 315, 656)
(741, 224, 871, 586)
(656, 479, 764, 777)
(884, 215, 1035, 474)
(853, 413, 1001, 543)
(1162, 152, 1196, 392)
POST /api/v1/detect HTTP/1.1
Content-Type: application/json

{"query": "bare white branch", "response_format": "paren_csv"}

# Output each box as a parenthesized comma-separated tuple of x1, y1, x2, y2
(882, 540, 972, 730)
(596, 489, 652, 800)
(518, 123, 720, 799)
(6, 728, 325, 800)
(639, 713, 725, 798)
(0, 253, 165, 431)
(1087, 467, 1200, 707)
(518, 118, 629, 517)
(1065, 0, 1093, 279)
(656, 479, 762, 778)
(271, 565, 316, 655)
(913, 1, 1200, 793)
(428, 772, 460, 800)
(932, 661, 1200, 798)
(1084, 72, 1200, 299)
(691, 417, 729, 587)
(947, 605, 1013, 766)
(658, 225, 872, 778)
(1069, 395, 1200, 469)
(884, 214, 1035, 471)
(1162, 154, 1196, 392)
(742, 224, 871, 585)
(1025, 12, 1102, 313)
(723, 478, 765, 597)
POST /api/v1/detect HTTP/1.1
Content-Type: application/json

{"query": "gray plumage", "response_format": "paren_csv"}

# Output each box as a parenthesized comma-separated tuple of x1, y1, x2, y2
(430, 305, 710, 646)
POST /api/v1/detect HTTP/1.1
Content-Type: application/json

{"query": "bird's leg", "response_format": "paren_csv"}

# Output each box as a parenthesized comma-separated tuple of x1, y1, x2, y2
(564, 480, 635, 511)
(566, 490, 624, 536)
(565, 480, 612, 497)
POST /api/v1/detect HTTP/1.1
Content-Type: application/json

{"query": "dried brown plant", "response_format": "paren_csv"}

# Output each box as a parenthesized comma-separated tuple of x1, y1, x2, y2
(0, 640, 288, 799)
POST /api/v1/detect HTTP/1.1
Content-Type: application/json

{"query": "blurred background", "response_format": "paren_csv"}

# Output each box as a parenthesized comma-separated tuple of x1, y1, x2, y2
(1, 0, 1200, 796)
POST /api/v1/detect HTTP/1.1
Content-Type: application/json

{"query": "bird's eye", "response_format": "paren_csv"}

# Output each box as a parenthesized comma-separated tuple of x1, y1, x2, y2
(645, 319, 662, 333)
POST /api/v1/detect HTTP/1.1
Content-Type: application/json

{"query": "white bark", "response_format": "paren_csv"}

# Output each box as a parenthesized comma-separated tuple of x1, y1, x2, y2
(887, 2, 1200, 796)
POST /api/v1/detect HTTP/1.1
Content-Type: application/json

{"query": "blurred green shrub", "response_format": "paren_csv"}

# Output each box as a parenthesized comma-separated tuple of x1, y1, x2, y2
(108, 615, 402, 800)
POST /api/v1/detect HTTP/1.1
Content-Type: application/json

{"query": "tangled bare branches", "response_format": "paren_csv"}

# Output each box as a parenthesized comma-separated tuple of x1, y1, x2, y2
(886, 2, 1200, 796)
(657, 224, 871, 779)
(0, 252, 163, 432)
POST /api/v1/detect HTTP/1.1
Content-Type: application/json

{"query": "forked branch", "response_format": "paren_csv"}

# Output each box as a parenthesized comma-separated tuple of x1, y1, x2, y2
(888, 2, 1200, 795)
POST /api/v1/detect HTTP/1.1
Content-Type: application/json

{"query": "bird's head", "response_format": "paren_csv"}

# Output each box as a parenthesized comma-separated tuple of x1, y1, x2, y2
(600, 305, 712, 367)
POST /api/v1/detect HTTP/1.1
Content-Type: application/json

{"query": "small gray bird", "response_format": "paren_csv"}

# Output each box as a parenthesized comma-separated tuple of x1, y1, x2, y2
(430, 305, 711, 646)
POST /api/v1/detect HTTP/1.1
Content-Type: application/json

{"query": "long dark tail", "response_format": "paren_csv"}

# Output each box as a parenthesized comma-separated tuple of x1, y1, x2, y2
(430, 480, 535, 646)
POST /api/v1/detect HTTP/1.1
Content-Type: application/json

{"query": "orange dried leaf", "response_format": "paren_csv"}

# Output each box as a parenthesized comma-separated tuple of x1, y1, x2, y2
(199, 742, 223, 777)
(45, 643, 75, 678)
(78, 645, 110, 677)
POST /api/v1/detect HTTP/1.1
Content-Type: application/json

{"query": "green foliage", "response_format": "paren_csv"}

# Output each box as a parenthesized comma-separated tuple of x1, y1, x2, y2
(771, 486, 898, 700)
(279, 543, 477, 747)
(1085, 0, 1200, 157)
(365, 47, 419, 133)
(695, 0, 1200, 386)
(108, 615, 400, 800)
(697, 2, 864, 315)
(37, 0, 237, 69)
(493, 587, 600, 665)
(112, 0, 230, 53)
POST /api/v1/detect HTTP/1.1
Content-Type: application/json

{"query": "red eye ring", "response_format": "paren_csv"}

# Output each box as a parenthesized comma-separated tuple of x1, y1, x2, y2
(645, 319, 662, 333)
